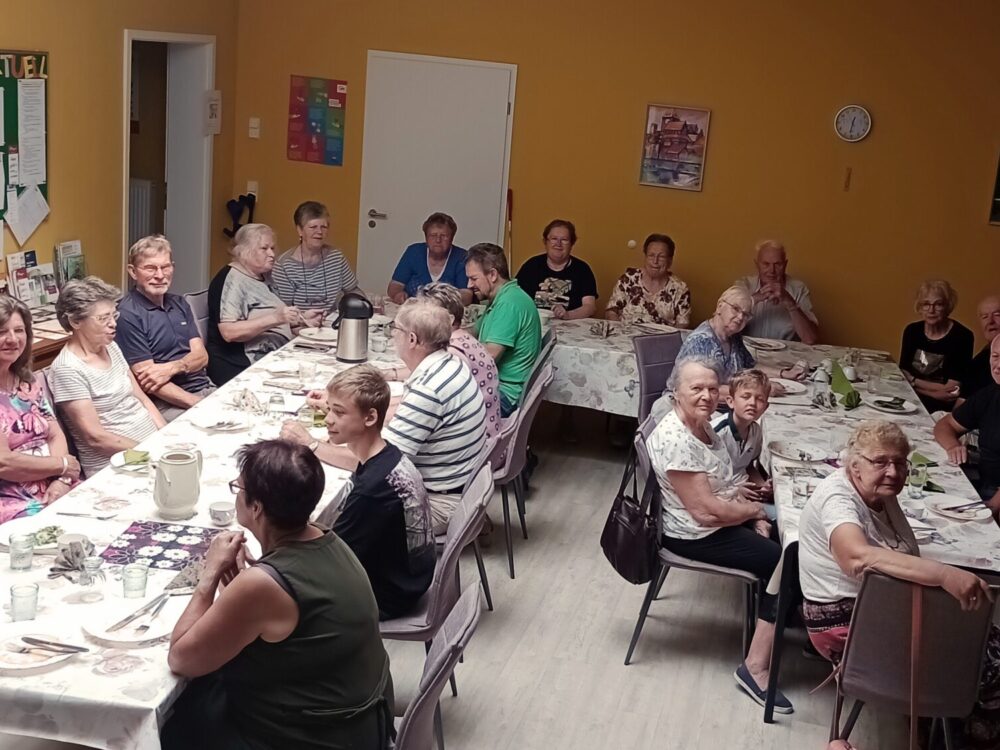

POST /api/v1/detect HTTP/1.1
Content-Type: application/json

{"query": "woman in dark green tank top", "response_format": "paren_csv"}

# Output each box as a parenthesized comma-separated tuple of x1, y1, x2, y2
(162, 440, 394, 750)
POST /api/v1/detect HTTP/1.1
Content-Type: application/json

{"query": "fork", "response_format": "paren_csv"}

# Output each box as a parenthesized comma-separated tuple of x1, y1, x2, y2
(56, 511, 118, 520)
(133, 596, 169, 635)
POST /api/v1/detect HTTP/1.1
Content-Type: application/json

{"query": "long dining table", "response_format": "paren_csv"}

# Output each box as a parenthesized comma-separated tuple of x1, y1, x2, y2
(0, 333, 409, 749)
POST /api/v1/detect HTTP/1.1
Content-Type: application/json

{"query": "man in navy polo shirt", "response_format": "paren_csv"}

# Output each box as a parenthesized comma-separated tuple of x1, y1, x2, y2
(116, 235, 215, 421)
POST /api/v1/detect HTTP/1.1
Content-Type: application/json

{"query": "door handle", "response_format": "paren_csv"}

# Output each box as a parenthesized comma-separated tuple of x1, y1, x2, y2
(368, 209, 388, 220)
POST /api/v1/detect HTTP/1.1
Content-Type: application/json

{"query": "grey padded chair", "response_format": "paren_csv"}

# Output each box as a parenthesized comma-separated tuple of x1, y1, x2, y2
(37, 367, 84, 479)
(492, 362, 553, 579)
(831, 571, 996, 749)
(432, 436, 497, 612)
(394, 584, 485, 750)
(624, 414, 760, 665)
(632, 331, 683, 422)
(380, 464, 493, 700)
(521, 326, 555, 405)
(183, 290, 210, 340)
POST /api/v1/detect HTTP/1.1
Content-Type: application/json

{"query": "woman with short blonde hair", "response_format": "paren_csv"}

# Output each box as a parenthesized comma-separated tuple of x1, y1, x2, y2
(899, 278, 973, 412)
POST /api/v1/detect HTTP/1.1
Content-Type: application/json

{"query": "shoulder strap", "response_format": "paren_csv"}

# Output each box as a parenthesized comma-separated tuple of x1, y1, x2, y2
(254, 560, 297, 602)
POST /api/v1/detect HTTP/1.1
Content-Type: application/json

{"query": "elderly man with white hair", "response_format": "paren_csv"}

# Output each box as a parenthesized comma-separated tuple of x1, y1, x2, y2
(115, 235, 215, 421)
(736, 239, 819, 344)
(961, 294, 1000, 401)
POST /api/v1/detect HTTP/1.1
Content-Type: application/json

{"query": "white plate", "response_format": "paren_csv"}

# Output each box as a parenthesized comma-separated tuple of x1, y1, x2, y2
(768, 440, 827, 464)
(0, 633, 78, 673)
(0, 516, 68, 553)
(191, 414, 249, 432)
(746, 338, 787, 352)
(772, 378, 807, 395)
(299, 327, 337, 342)
(864, 396, 918, 414)
(109, 451, 151, 473)
(263, 361, 299, 376)
(82, 597, 182, 647)
(924, 494, 992, 522)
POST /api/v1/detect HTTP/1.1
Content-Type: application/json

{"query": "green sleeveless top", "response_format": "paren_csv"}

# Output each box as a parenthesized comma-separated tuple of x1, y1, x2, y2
(221, 528, 393, 749)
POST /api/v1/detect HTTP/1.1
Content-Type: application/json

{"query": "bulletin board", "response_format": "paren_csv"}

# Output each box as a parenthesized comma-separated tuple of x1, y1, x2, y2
(287, 74, 347, 166)
(0, 50, 49, 223)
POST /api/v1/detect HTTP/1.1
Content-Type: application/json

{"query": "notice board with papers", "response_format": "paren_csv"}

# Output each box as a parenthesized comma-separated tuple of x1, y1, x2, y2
(0, 50, 49, 236)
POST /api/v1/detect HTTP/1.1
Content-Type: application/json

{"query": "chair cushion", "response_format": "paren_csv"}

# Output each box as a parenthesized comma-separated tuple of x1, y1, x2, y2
(658, 548, 759, 584)
(379, 591, 433, 640)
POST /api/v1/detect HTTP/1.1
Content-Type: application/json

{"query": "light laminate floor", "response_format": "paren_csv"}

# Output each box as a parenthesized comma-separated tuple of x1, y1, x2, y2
(3, 406, 911, 749)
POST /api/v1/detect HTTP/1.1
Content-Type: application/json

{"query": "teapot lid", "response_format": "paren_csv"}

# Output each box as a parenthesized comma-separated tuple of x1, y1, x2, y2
(338, 292, 374, 319)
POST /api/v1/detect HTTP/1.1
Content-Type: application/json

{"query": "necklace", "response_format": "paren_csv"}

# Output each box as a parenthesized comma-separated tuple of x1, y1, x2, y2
(295, 244, 331, 307)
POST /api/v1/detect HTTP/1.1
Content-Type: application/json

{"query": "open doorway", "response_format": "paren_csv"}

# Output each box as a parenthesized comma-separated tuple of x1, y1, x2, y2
(122, 31, 215, 295)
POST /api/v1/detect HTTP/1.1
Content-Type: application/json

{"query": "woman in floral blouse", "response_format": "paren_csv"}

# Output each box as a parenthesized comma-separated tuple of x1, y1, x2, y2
(605, 233, 691, 327)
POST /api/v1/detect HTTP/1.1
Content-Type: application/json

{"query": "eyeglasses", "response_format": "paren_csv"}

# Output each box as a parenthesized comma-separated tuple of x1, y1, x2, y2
(135, 262, 174, 275)
(387, 321, 411, 336)
(546, 237, 571, 245)
(858, 455, 910, 472)
(228, 479, 245, 495)
(91, 311, 121, 325)
(426, 233, 452, 241)
(721, 299, 753, 321)
(920, 300, 948, 311)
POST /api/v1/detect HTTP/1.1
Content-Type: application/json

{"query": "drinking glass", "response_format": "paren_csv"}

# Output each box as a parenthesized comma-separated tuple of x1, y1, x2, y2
(80, 556, 106, 603)
(10, 583, 38, 621)
(866, 365, 882, 394)
(298, 361, 317, 382)
(268, 394, 286, 422)
(8, 533, 35, 571)
(908, 464, 928, 499)
(370, 335, 387, 353)
(122, 563, 149, 598)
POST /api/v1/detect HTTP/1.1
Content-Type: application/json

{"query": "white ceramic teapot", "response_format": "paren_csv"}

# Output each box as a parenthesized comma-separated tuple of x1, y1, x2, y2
(153, 449, 203, 520)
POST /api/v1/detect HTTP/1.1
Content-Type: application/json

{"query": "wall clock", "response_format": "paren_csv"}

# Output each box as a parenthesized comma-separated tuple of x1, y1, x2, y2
(834, 105, 872, 142)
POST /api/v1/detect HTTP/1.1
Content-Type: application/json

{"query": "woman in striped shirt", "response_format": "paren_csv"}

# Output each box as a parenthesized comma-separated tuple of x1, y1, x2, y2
(271, 201, 361, 313)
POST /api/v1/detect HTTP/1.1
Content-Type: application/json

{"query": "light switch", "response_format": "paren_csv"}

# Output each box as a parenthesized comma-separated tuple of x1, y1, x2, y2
(248, 117, 261, 139)
(247, 181, 259, 196)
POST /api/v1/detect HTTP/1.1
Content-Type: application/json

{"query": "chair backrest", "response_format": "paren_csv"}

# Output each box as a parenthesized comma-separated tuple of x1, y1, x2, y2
(425, 465, 494, 629)
(840, 571, 995, 718)
(633, 414, 663, 536)
(36, 367, 84, 478)
(521, 326, 555, 402)
(394, 584, 485, 750)
(632, 332, 683, 422)
(495, 363, 553, 482)
(183, 290, 210, 340)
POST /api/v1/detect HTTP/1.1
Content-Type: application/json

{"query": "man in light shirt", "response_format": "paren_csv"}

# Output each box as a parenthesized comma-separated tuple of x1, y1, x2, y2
(737, 239, 819, 344)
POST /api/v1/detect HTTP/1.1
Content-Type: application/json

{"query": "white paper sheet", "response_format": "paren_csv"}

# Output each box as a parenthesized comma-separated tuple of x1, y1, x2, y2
(7, 153, 18, 186)
(5, 185, 48, 246)
(16, 79, 46, 186)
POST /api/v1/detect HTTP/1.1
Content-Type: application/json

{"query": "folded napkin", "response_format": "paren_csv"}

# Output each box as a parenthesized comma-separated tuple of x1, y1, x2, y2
(910, 451, 938, 467)
(123, 449, 149, 466)
(830, 362, 861, 409)
(49, 536, 95, 577)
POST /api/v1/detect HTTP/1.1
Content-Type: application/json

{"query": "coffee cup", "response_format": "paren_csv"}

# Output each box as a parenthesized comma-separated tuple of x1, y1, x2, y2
(842, 365, 857, 381)
(209, 501, 237, 527)
(813, 369, 831, 384)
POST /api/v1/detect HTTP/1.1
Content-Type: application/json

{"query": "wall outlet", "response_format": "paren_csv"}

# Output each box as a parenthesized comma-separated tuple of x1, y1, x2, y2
(248, 117, 261, 139)
(247, 181, 258, 197)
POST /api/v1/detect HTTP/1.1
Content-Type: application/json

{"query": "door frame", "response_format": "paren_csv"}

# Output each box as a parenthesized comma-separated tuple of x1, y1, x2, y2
(359, 50, 517, 252)
(121, 30, 215, 290)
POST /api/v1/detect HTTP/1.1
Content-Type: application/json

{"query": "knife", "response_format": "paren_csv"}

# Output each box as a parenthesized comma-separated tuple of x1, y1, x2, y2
(21, 637, 90, 653)
(106, 593, 169, 633)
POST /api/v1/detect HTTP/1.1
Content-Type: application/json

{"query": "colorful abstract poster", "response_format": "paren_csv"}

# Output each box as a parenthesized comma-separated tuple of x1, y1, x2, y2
(287, 75, 347, 166)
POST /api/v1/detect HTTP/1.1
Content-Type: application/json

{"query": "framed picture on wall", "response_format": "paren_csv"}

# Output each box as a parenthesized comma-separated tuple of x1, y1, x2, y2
(990, 153, 1000, 225)
(639, 104, 711, 191)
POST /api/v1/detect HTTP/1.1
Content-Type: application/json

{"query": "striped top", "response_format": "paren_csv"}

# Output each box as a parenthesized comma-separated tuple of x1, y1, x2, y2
(271, 245, 359, 310)
(383, 350, 487, 492)
(48, 342, 159, 477)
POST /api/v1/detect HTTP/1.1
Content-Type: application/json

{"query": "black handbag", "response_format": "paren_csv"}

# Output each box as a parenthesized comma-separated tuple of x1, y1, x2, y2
(600, 451, 658, 584)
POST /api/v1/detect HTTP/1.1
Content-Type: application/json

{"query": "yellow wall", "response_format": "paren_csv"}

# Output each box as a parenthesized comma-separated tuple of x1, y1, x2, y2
(128, 41, 167, 235)
(0, 0, 238, 286)
(232, 0, 1000, 353)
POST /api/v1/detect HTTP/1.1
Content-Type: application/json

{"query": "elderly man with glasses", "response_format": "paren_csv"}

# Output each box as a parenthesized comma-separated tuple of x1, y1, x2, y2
(115, 235, 215, 421)
(736, 239, 819, 344)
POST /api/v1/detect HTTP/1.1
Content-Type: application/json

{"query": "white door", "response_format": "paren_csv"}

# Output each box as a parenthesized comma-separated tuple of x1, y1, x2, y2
(356, 51, 516, 291)
(164, 42, 214, 295)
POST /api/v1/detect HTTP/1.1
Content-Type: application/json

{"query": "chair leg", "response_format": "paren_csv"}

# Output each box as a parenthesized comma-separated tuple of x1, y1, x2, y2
(473, 539, 494, 611)
(764, 546, 798, 723)
(829, 690, 845, 741)
(512, 476, 528, 540)
(742, 583, 755, 658)
(624, 562, 662, 665)
(942, 717, 957, 750)
(501, 485, 515, 579)
(653, 565, 670, 599)
(839, 700, 864, 741)
(434, 701, 445, 750)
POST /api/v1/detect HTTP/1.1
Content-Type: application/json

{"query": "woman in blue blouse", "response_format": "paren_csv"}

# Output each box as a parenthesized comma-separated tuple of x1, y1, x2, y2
(387, 212, 472, 306)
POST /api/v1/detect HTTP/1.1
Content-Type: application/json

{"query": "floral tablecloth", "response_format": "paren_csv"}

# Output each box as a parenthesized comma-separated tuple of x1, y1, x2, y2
(0, 340, 369, 750)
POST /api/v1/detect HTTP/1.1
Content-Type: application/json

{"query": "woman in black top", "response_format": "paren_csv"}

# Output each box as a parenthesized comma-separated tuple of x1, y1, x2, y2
(515, 219, 598, 320)
(899, 279, 973, 413)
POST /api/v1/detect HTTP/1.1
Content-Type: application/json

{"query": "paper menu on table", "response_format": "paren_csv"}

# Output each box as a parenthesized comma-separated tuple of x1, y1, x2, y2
(5, 185, 49, 246)
(16, 79, 46, 186)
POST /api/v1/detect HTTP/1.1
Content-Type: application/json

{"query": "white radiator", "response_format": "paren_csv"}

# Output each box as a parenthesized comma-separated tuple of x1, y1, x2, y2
(128, 178, 153, 248)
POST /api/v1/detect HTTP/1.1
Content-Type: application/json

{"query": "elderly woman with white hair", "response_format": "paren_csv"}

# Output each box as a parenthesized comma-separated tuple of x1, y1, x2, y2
(798, 419, 1000, 746)
(49, 277, 165, 477)
(207, 223, 323, 385)
(900, 279, 974, 413)
(647, 356, 794, 714)
(677, 286, 804, 398)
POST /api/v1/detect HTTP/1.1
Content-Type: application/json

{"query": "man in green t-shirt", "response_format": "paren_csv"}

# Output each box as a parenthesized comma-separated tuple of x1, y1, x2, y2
(466, 243, 542, 416)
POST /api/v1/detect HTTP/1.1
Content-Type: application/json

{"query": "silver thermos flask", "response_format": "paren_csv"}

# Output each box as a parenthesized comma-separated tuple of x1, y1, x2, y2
(333, 292, 374, 363)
